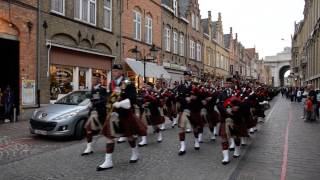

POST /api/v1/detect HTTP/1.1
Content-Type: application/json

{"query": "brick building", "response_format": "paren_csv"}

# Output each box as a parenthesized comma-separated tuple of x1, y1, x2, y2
(39, 0, 121, 103)
(161, 0, 188, 84)
(120, 0, 168, 88)
(180, 0, 203, 80)
(0, 0, 38, 112)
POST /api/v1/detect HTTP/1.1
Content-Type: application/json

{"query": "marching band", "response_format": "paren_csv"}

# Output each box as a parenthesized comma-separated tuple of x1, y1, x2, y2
(81, 64, 273, 171)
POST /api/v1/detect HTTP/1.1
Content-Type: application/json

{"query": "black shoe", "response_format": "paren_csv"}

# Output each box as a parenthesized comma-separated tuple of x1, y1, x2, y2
(229, 148, 235, 151)
(178, 151, 186, 156)
(81, 151, 93, 156)
(117, 140, 126, 144)
(96, 166, 113, 171)
(241, 144, 247, 147)
(129, 159, 138, 163)
(222, 161, 230, 165)
(194, 147, 200, 150)
(233, 155, 240, 158)
(138, 143, 147, 147)
(157, 140, 162, 143)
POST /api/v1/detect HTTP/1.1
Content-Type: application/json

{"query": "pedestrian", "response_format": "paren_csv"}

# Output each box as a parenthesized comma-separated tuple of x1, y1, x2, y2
(296, 88, 302, 102)
(4, 85, 14, 123)
(305, 96, 313, 121)
(301, 87, 308, 119)
(307, 84, 318, 121)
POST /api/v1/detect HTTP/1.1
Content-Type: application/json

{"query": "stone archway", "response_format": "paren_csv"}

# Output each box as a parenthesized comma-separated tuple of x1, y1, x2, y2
(279, 65, 290, 87)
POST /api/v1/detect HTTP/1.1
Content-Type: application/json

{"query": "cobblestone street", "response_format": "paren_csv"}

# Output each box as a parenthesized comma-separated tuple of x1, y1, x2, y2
(1, 96, 320, 180)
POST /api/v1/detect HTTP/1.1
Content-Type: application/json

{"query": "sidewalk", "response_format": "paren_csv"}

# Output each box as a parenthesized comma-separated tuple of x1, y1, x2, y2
(229, 97, 320, 180)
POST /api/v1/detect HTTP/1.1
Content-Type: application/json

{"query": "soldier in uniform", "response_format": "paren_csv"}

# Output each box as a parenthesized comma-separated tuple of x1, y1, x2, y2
(81, 77, 107, 156)
(176, 71, 204, 155)
(96, 64, 147, 171)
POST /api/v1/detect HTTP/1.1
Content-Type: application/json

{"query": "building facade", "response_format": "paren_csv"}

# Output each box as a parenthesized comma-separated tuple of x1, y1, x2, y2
(0, 0, 38, 110)
(121, 0, 163, 87)
(39, 0, 120, 103)
(161, 0, 188, 84)
(292, 0, 320, 88)
(180, 0, 203, 80)
(202, 12, 229, 82)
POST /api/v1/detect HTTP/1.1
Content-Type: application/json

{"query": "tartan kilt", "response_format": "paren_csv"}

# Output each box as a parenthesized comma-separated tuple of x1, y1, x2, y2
(207, 110, 220, 128)
(102, 108, 147, 138)
(189, 111, 205, 128)
(233, 123, 249, 137)
(246, 115, 257, 129)
(178, 110, 191, 129)
(219, 117, 234, 139)
(85, 110, 102, 132)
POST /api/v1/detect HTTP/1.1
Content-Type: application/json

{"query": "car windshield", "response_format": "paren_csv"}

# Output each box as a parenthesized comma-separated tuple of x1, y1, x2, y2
(55, 91, 91, 105)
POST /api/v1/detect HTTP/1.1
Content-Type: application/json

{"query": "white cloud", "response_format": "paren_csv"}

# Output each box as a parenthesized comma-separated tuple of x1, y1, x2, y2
(199, 0, 304, 58)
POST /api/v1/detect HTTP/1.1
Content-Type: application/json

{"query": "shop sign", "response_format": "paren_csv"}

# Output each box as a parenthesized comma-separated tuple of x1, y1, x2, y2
(163, 62, 171, 68)
(170, 64, 181, 70)
(22, 79, 36, 106)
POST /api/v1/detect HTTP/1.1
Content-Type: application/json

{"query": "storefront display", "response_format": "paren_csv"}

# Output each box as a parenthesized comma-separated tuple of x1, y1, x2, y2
(92, 69, 108, 87)
(50, 65, 73, 100)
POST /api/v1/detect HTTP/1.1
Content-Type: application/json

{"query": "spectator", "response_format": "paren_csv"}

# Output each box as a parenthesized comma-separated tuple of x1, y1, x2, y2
(296, 88, 302, 102)
(305, 96, 313, 121)
(4, 85, 15, 123)
(307, 84, 318, 120)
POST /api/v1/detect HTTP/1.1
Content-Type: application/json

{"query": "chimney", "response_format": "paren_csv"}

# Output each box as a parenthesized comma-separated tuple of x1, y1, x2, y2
(208, 11, 212, 21)
(218, 12, 221, 21)
(235, 33, 238, 40)
(230, 27, 233, 35)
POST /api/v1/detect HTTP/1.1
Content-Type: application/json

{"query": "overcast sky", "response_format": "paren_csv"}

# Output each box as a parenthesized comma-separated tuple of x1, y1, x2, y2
(199, 0, 305, 59)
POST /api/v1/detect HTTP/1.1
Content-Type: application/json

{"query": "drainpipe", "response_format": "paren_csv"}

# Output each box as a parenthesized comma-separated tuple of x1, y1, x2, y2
(47, 42, 52, 78)
(36, 0, 40, 107)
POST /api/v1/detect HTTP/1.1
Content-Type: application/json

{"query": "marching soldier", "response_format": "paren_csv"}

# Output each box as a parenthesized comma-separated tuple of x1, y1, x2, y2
(81, 77, 107, 156)
(176, 71, 204, 155)
(96, 64, 147, 171)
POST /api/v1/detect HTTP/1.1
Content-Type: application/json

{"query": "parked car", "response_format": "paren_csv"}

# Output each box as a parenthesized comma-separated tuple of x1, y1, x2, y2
(30, 90, 92, 139)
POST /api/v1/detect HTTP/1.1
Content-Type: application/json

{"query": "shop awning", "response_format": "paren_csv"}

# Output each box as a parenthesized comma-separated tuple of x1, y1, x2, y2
(125, 58, 171, 79)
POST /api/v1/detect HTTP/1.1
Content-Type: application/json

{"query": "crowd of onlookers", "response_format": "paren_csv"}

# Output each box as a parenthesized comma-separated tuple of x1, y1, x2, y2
(281, 84, 319, 122)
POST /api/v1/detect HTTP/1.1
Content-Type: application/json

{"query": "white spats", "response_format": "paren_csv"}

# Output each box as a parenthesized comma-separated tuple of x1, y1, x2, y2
(194, 138, 200, 150)
(233, 146, 241, 158)
(138, 136, 148, 147)
(160, 123, 166, 131)
(172, 117, 178, 128)
(81, 142, 93, 156)
(198, 133, 203, 143)
(117, 137, 127, 143)
(96, 153, 113, 171)
(157, 132, 163, 143)
(241, 137, 247, 146)
(229, 138, 235, 151)
(213, 126, 219, 136)
(129, 146, 139, 163)
(222, 150, 230, 165)
(179, 141, 186, 155)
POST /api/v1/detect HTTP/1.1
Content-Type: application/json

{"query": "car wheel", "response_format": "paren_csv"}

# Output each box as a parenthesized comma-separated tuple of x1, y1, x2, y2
(74, 119, 86, 140)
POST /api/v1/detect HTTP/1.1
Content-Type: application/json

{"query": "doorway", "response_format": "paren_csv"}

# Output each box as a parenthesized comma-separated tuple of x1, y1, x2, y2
(0, 38, 19, 120)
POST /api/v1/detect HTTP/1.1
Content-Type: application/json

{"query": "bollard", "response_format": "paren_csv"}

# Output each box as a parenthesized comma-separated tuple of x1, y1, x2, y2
(13, 107, 16, 123)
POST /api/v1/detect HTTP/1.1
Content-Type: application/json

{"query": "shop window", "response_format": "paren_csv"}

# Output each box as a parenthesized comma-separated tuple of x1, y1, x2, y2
(79, 69, 87, 90)
(50, 65, 74, 100)
(92, 69, 107, 88)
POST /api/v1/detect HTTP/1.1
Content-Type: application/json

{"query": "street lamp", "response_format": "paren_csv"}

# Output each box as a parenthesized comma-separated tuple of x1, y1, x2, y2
(130, 44, 159, 83)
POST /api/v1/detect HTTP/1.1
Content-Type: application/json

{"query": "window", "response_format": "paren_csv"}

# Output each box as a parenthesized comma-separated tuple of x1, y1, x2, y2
(173, 31, 178, 54)
(196, 16, 199, 31)
(196, 43, 201, 61)
(164, 27, 171, 51)
(216, 53, 220, 67)
(74, 0, 96, 25)
(51, 0, 64, 15)
(190, 40, 195, 59)
(133, 10, 142, 41)
(145, 16, 153, 44)
(191, 13, 195, 28)
(173, 0, 178, 16)
(179, 34, 184, 56)
(104, 0, 112, 31)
